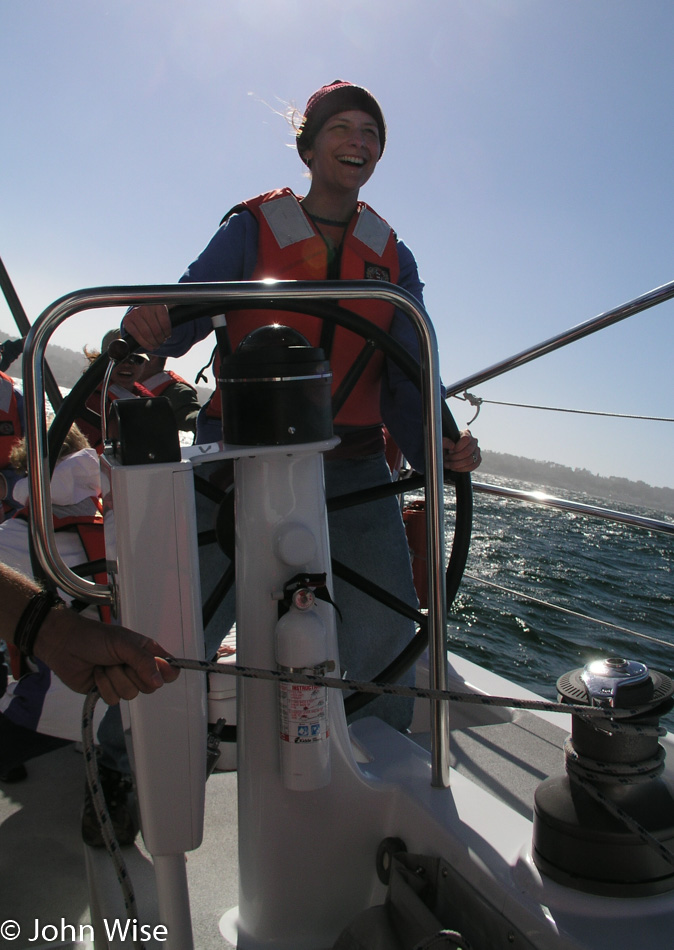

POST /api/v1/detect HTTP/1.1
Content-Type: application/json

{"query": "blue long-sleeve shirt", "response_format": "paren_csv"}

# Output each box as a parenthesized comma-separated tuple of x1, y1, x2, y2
(149, 208, 436, 470)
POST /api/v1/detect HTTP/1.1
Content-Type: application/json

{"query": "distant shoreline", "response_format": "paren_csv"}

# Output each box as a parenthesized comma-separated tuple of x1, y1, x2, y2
(478, 451, 674, 515)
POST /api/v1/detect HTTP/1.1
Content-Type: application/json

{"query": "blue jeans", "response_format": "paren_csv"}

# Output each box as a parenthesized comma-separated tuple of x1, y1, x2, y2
(197, 452, 417, 731)
(97, 704, 130, 773)
(325, 454, 417, 731)
(194, 460, 237, 662)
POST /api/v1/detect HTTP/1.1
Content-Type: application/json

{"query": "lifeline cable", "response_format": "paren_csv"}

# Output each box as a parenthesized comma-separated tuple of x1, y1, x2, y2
(453, 390, 674, 424)
(461, 571, 674, 652)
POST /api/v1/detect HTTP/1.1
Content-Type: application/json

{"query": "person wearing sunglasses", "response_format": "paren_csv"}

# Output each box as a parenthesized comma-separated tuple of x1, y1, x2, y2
(75, 329, 153, 453)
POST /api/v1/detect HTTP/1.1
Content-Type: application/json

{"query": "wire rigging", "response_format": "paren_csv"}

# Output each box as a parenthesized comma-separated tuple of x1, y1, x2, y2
(460, 572, 674, 652)
(453, 390, 674, 426)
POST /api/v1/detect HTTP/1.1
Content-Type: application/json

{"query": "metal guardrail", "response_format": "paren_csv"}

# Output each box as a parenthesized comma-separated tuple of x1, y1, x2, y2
(21, 279, 452, 786)
(471, 481, 674, 536)
(444, 277, 674, 397)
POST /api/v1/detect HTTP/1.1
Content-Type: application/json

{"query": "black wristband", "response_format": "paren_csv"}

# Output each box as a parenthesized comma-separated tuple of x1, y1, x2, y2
(14, 589, 65, 657)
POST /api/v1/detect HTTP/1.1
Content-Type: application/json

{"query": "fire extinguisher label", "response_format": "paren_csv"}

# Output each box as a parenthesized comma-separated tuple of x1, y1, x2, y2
(279, 683, 329, 743)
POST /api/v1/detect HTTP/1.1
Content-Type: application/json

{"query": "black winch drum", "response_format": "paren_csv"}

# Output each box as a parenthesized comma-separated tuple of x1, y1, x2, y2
(532, 658, 674, 896)
(219, 325, 333, 446)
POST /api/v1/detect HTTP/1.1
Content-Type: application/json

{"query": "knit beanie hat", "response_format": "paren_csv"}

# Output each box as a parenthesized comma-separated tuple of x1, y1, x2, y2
(296, 80, 386, 165)
(101, 328, 122, 353)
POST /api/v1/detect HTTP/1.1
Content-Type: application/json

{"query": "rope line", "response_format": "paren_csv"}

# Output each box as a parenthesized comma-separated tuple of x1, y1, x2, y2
(564, 737, 666, 784)
(82, 657, 673, 929)
(564, 738, 674, 869)
(167, 657, 669, 737)
(82, 689, 145, 949)
(167, 655, 657, 727)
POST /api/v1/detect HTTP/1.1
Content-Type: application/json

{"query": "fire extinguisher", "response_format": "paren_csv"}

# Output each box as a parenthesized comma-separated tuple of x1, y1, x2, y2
(403, 500, 428, 609)
(275, 586, 331, 792)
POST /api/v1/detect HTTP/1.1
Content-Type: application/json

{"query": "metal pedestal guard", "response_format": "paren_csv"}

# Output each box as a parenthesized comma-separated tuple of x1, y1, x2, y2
(21, 279, 450, 786)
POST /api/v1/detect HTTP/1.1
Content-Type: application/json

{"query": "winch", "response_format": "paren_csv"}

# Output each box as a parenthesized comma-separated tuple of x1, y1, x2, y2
(533, 657, 674, 895)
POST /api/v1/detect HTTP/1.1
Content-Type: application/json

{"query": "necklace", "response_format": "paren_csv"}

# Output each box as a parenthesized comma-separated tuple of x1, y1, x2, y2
(304, 210, 351, 228)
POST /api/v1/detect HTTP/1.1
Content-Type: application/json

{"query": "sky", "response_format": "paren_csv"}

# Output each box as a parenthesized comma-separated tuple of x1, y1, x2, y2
(1, 0, 673, 488)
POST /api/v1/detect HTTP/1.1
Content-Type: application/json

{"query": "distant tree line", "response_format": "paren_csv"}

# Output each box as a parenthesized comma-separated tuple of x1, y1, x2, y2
(479, 451, 674, 515)
(2, 331, 89, 387)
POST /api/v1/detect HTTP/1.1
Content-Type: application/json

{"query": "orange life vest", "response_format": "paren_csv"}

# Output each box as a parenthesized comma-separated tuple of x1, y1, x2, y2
(206, 189, 400, 427)
(0, 370, 22, 468)
(8, 497, 109, 676)
(15, 497, 107, 597)
(142, 369, 196, 398)
(1, 370, 23, 520)
(50, 500, 111, 622)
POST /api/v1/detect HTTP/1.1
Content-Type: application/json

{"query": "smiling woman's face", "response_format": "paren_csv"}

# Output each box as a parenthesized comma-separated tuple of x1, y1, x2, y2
(302, 110, 381, 198)
(110, 354, 146, 391)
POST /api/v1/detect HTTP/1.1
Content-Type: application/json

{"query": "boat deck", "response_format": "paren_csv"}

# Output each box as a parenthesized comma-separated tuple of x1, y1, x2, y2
(0, 661, 571, 950)
(0, 742, 239, 950)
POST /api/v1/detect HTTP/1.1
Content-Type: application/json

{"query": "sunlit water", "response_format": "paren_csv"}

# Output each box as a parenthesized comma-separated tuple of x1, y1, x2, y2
(441, 475, 674, 728)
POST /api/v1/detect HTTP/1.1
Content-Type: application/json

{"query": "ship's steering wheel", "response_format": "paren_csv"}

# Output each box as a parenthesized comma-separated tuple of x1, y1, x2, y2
(48, 298, 472, 717)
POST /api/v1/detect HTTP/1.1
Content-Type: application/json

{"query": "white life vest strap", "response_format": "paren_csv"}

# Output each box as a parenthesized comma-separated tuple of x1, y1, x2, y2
(260, 194, 315, 249)
(353, 206, 391, 257)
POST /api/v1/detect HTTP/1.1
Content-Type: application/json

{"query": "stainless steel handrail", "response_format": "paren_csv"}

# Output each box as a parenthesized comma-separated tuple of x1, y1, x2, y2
(444, 278, 674, 396)
(22, 279, 451, 786)
(472, 481, 674, 536)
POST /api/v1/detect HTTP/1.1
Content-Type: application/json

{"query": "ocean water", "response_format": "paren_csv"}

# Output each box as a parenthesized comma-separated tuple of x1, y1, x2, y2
(442, 475, 674, 728)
